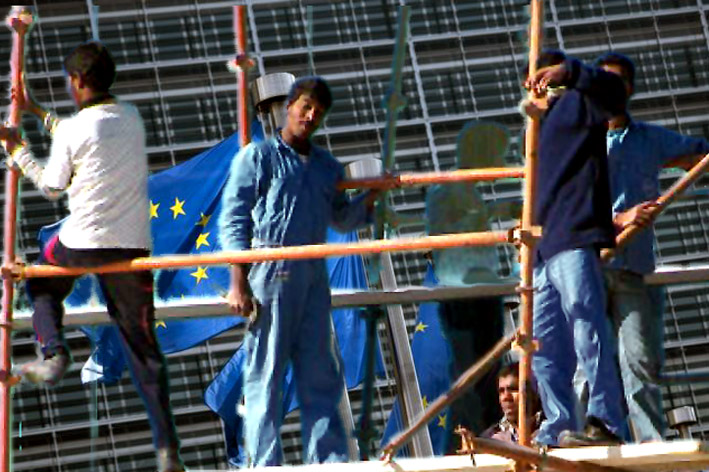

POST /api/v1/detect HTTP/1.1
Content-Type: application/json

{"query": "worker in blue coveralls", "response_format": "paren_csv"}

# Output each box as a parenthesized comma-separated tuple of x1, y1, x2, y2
(520, 50, 628, 447)
(594, 51, 709, 442)
(218, 76, 388, 467)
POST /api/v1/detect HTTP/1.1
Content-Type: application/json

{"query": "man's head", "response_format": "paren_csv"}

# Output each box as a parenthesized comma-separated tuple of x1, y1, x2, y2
(535, 49, 566, 74)
(497, 362, 521, 424)
(595, 51, 635, 99)
(63, 41, 116, 105)
(283, 76, 332, 142)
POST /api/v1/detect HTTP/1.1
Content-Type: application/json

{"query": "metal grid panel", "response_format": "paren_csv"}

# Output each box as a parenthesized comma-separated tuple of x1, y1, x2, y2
(0, 0, 708, 470)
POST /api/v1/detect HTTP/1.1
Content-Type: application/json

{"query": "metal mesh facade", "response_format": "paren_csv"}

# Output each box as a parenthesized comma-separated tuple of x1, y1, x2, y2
(0, 0, 709, 470)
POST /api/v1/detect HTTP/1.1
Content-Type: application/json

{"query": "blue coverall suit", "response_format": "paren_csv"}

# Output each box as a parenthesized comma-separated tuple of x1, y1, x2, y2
(219, 135, 371, 466)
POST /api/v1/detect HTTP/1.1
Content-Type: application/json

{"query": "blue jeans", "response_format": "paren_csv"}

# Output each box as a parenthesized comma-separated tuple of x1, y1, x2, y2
(532, 248, 626, 445)
(605, 269, 665, 442)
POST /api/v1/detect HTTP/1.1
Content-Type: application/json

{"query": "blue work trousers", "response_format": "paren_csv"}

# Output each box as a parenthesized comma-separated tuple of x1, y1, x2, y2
(242, 259, 349, 467)
(605, 269, 665, 442)
(27, 236, 180, 451)
(532, 248, 626, 445)
(438, 296, 504, 452)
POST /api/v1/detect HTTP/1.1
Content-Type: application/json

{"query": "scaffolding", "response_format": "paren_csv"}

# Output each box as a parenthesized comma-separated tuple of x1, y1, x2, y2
(4, 1, 709, 472)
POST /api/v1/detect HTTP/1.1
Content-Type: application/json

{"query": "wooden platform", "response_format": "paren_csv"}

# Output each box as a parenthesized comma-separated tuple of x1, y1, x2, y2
(191, 440, 709, 472)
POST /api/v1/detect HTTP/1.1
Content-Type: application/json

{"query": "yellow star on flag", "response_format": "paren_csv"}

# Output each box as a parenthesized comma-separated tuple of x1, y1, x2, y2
(422, 395, 429, 409)
(155, 320, 167, 329)
(196, 212, 211, 227)
(437, 414, 447, 429)
(190, 266, 209, 284)
(195, 232, 210, 250)
(170, 197, 186, 219)
(150, 200, 160, 219)
(415, 321, 428, 333)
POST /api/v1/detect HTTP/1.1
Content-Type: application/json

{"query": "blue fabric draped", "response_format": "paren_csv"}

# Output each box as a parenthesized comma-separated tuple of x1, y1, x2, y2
(380, 264, 452, 456)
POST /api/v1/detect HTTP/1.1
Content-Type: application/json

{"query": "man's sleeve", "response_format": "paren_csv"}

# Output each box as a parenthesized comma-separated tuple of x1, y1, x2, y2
(218, 143, 260, 251)
(565, 58, 627, 117)
(330, 165, 373, 233)
(652, 125, 709, 166)
(10, 119, 72, 200)
(42, 119, 75, 192)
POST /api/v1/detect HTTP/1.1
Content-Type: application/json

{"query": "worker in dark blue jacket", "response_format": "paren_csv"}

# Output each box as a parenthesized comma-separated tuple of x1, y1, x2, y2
(521, 50, 628, 447)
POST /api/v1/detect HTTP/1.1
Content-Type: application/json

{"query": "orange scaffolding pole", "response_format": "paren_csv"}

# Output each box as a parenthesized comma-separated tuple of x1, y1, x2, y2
(1, 7, 33, 472)
(337, 167, 524, 190)
(20, 231, 511, 279)
(517, 0, 543, 448)
(234, 5, 251, 148)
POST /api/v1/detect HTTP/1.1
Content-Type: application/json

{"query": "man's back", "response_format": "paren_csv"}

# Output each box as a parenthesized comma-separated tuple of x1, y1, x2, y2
(51, 101, 150, 250)
(534, 61, 625, 262)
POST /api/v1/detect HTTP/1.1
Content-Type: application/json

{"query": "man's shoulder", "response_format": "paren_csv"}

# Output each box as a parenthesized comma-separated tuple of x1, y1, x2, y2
(628, 120, 682, 139)
(241, 138, 277, 158)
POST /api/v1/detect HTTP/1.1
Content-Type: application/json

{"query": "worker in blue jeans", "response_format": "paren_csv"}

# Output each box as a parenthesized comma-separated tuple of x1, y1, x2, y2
(522, 49, 628, 447)
(595, 51, 709, 442)
(219, 76, 387, 466)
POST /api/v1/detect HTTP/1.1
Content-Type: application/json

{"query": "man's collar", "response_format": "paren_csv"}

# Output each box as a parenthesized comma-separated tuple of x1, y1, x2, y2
(276, 130, 315, 158)
(79, 93, 116, 110)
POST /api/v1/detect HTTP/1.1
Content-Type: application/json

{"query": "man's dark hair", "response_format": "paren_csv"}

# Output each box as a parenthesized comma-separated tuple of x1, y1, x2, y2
(63, 41, 116, 93)
(498, 361, 520, 380)
(523, 49, 566, 80)
(286, 76, 333, 111)
(594, 51, 635, 88)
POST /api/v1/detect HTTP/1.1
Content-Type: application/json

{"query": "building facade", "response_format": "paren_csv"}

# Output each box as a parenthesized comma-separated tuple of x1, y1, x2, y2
(0, 0, 708, 470)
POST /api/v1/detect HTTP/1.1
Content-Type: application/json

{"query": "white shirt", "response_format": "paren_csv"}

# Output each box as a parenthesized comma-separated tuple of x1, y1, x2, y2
(24, 101, 152, 250)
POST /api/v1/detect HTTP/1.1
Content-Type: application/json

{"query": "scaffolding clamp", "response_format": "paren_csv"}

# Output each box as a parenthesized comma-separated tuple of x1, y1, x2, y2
(0, 258, 23, 281)
(0, 370, 22, 387)
(226, 53, 255, 73)
(454, 426, 477, 464)
(507, 225, 541, 249)
(515, 283, 534, 294)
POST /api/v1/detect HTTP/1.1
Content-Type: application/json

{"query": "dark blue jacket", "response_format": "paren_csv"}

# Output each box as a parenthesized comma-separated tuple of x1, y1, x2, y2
(533, 58, 627, 264)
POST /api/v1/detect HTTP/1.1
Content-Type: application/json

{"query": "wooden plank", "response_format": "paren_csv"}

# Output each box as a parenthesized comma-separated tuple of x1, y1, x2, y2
(188, 441, 709, 472)
(548, 440, 709, 472)
(193, 454, 513, 472)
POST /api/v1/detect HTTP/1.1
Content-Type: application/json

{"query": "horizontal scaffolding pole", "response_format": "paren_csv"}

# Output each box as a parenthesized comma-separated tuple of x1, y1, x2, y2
(20, 231, 510, 279)
(11, 264, 708, 330)
(337, 167, 524, 190)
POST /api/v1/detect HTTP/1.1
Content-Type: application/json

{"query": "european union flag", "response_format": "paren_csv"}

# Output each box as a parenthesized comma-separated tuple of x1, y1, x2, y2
(204, 227, 384, 466)
(381, 263, 452, 456)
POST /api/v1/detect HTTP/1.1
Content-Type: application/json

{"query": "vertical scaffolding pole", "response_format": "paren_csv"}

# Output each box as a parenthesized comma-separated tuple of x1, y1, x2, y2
(518, 0, 543, 448)
(2, 7, 34, 472)
(234, 5, 251, 148)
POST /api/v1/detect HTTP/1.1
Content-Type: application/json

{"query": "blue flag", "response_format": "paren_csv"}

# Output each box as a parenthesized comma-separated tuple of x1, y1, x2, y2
(37, 123, 263, 383)
(204, 227, 384, 466)
(381, 263, 452, 456)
